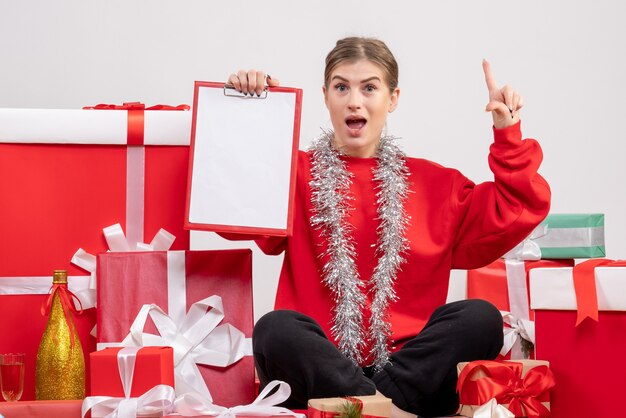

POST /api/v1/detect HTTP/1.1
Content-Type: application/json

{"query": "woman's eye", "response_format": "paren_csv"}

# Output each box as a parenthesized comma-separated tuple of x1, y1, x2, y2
(335, 84, 348, 92)
(364, 84, 376, 92)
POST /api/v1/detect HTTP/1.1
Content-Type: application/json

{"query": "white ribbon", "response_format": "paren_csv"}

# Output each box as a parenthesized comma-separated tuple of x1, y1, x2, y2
(82, 347, 176, 418)
(473, 399, 514, 418)
(503, 224, 547, 261)
(173, 380, 304, 418)
(0, 275, 92, 306)
(500, 311, 535, 359)
(118, 293, 252, 400)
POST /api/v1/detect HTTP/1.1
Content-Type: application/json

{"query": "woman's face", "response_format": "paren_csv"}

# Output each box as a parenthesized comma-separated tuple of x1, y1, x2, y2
(323, 59, 400, 158)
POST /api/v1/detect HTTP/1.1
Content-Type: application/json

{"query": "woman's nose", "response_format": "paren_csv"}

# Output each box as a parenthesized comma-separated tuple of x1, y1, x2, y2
(347, 91, 362, 110)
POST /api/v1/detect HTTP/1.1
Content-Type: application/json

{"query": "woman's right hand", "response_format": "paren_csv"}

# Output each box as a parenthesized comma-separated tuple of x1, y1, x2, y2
(227, 70, 281, 96)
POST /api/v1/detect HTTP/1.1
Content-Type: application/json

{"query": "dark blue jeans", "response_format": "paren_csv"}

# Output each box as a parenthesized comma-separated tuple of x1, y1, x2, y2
(253, 299, 503, 417)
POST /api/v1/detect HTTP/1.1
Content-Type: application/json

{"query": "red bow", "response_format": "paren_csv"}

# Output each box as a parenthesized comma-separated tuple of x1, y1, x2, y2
(457, 360, 555, 418)
(83, 102, 189, 145)
(41, 284, 84, 346)
(573, 259, 626, 326)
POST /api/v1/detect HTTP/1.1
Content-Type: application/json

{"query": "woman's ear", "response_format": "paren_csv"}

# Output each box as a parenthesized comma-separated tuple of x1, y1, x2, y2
(322, 85, 329, 109)
(389, 87, 400, 113)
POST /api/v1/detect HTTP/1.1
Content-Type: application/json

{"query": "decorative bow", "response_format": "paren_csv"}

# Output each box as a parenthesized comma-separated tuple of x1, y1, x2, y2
(457, 360, 555, 418)
(473, 399, 515, 418)
(83, 102, 190, 111)
(71, 223, 175, 310)
(83, 102, 189, 146)
(81, 347, 176, 418)
(174, 380, 304, 418)
(500, 311, 535, 359)
(41, 282, 84, 346)
(119, 295, 252, 400)
(503, 224, 548, 261)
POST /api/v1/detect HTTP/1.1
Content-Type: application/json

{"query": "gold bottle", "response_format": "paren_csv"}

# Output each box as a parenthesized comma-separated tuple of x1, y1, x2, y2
(35, 270, 85, 399)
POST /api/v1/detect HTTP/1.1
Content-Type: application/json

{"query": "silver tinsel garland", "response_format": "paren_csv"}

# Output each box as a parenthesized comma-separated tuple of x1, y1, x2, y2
(309, 131, 410, 371)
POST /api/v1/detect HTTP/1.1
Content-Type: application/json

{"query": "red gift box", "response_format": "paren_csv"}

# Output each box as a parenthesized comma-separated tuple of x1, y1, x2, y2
(456, 360, 555, 418)
(0, 106, 191, 400)
(467, 259, 574, 359)
(530, 262, 626, 418)
(90, 346, 174, 397)
(96, 249, 254, 407)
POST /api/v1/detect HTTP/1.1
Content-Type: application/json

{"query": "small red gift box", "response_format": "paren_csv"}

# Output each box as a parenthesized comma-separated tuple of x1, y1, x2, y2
(96, 249, 254, 407)
(90, 346, 174, 397)
(457, 360, 554, 418)
(530, 261, 626, 418)
(467, 259, 574, 359)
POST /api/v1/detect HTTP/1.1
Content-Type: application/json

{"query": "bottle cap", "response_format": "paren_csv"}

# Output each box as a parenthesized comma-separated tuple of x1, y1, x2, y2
(52, 270, 68, 284)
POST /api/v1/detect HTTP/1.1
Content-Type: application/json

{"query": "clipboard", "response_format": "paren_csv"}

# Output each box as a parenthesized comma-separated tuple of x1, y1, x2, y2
(185, 81, 302, 236)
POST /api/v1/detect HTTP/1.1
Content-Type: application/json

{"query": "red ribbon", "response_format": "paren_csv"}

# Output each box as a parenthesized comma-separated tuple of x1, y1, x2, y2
(573, 258, 626, 326)
(82, 102, 189, 145)
(457, 360, 555, 418)
(308, 397, 384, 418)
(41, 284, 84, 346)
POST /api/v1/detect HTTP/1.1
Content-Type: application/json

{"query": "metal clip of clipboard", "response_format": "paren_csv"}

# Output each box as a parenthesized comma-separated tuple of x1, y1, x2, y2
(223, 84, 268, 99)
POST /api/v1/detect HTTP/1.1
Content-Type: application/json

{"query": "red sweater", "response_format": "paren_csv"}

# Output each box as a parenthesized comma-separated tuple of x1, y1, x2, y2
(225, 121, 550, 364)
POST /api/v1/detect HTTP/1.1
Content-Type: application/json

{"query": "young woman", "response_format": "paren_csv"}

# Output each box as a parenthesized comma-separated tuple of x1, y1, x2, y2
(226, 37, 550, 417)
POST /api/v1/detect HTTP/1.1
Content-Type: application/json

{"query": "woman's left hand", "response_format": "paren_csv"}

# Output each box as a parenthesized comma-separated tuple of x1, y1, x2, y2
(483, 59, 523, 129)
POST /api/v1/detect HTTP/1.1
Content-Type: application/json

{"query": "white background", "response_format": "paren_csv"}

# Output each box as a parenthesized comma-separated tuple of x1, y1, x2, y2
(2, 1, 625, 322)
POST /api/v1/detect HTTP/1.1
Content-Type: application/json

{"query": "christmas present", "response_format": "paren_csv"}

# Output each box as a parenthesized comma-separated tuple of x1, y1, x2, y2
(456, 360, 554, 418)
(90, 346, 174, 397)
(0, 276, 96, 401)
(307, 393, 392, 418)
(529, 259, 626, 418)
(96, 249, 254, 407)
(0, 103, 190, 400)
(83, 346, 176, 417)
(504, 213, 605, 260)
(467, 259, 573, 359)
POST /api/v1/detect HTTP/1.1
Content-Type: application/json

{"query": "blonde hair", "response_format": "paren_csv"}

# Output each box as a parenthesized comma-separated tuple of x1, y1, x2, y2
(324, 37, 399, 92)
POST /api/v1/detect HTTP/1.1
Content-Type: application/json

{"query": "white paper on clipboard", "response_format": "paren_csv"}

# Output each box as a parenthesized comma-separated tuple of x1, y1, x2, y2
(187, 83, 301, 236)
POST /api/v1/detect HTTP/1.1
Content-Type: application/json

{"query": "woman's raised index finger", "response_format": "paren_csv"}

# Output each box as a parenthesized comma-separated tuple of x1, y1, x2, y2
(482, 59, 498, 91)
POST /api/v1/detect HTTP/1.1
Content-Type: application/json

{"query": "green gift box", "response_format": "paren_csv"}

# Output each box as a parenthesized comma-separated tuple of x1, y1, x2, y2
(505, 213, 605, 260)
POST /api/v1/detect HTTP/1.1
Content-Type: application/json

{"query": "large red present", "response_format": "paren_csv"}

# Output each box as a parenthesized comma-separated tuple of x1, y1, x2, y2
(0, 105, 191, 399)
(467, 259, 573, 359)
(96, 249, 254, 407)
(457, 360, 554, 418)
(530, 260, 626, 418)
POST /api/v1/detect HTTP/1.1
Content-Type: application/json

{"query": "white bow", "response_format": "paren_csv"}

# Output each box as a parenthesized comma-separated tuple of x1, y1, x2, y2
(473, 399, 514, 418)
(71, 223, 175, 323)
(174, 380, 305, 418)
(503, 224, 548, 261)
(119, 295, 252, 400)
(500, 311, 535, 359)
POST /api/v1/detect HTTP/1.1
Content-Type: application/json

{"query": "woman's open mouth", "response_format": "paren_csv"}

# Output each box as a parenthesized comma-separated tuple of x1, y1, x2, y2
(345, 116, 367, 136)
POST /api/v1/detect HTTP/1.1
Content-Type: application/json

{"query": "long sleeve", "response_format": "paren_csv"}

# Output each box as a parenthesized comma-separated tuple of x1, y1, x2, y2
(450, 121, 551, 269)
